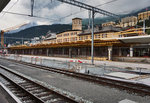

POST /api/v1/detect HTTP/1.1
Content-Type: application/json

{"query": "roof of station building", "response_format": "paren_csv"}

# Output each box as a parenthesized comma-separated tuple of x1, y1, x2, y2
(118, 35, 150, 44)
(72, 18, 82, 20)
(56, 30, 82, 34)
(78, 30, 118, 36)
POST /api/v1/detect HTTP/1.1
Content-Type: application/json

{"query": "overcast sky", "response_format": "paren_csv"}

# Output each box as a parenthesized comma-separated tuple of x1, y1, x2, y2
(0, 0, 150, 29)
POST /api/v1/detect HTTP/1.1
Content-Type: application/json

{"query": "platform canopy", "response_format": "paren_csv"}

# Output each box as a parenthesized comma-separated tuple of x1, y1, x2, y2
(118, 35, 150, 44)
(0, 0, 10, 12)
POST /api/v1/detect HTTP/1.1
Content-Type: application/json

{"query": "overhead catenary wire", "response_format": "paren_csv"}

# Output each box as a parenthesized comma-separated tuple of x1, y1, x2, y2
(56, 0, 145, 23)
(34, 0, 142, 22)
(31, 0, 137, 20)
(1, 11, 59, 21)
(0, 0, 147, 24)
(31, 0, 34, 17)
(1, 0, 19, 18)
(57, 0, 121, 21)
(0, 0, 144, 29)
(1, 0, 59, 22)
(1, 0, 121, 22)
(0, 0, 136, 24)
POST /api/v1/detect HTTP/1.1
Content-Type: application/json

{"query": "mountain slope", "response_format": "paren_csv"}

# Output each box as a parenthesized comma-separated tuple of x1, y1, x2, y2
(8, 22, 38, 34)
(5, 24, 72, 44)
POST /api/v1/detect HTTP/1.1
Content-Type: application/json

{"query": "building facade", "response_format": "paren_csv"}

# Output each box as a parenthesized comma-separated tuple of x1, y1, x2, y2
(8, 28, 145, 61)
(120, 16, 137, 27)
(102, 21, 116, 27)
(72, 18, 82, 30)
(138, 11, 150, 22)
(57, 30, 82, 43)
(7, 17, 149, 62)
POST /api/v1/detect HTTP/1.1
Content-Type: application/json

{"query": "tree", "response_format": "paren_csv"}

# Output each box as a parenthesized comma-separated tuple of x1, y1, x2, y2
(137, 19, 150, 27)
(146, 29, 150, 35)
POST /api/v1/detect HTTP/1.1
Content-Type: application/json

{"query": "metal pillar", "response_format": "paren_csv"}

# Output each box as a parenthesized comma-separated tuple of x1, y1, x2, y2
(69, 48, 72, 58)
(91, 9, 95, 65)
(62, 48, 65, 55)
(78, 48, 80, 56)
(31, 0, 34, 16)
(108, 46, 113, 61)
(56, 0, 119, 64)
(22, 37, 23, 45)
(15, 50, 17, 54)
(143, 19, 145, 34)
(1, 31, 4, 48)
(47, 48, 49, 56)
(130, 45, 133, 57)
(23, 50, 24, 55)
(57, 0, 119, 18)
(88, 10, 91, 30)
(31, 49, 34, 55)
(119, 47, 122, 57)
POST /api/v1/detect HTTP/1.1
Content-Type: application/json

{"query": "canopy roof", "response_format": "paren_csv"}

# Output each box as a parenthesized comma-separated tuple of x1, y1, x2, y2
(118, 35, 150, 44)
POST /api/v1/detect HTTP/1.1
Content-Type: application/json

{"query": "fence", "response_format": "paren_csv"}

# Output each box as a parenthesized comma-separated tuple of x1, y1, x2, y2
(0, 54, 140, 76)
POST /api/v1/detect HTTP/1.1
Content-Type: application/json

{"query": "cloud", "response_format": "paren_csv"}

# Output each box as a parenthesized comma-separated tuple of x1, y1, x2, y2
(0, 0, 150, 29)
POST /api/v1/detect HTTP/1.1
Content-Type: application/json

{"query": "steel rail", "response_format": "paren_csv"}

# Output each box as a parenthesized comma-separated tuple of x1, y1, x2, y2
(0, 64, 80, 103)
(0, 73, 45, 103)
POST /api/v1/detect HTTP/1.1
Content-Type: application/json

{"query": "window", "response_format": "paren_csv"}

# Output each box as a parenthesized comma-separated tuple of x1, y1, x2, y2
(63, 38, 67, 42)
(54, 40, 56, 43)
(119, 35, 123, 38)
(63, 34, 66, 36)
(71, 33, 74, 36)
(57, 34, 62, 37)
(67, 38, 69, 42)
(63, 38, 69, 42)
(105, 34, 107, 38)
(102, 34, 107, 38)
(70, 37, 76, 42)
(79, 20, 81, 24)
(74, 32, 77, 35)
(79, 36, 83, 40)
(64, 33, 69, 36)
(84, 36, 88, 40)
(95, 34, 100, 39)
(75, 37, 77, 41)
(57, 39, 62, 43)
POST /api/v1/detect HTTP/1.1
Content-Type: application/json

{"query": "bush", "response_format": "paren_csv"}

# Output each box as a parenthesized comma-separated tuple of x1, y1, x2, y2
(146, 29, 150, 35)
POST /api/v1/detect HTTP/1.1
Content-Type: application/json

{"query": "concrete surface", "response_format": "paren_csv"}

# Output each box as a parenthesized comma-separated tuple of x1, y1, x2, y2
(106, 72, 140, 79)
(0, 92, 9, 103)
(0, 58, 150, 103)
(113, 57, 150, 63)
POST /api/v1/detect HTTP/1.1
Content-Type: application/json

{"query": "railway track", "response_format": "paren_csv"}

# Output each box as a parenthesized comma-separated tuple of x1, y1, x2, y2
(0, 65, 83, 103)
(2, 58, 150, 96)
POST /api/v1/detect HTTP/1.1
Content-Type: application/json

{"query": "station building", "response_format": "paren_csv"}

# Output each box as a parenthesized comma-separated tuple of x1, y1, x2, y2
(120, 16, 138, 27)
(102, 21, 116, 27)
(138, 11, 150, 22)
(7, 18, 150, 63)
